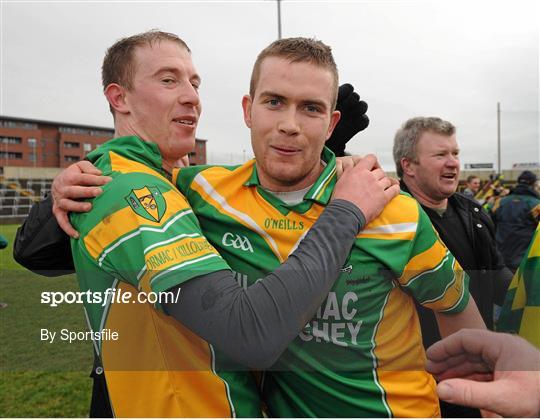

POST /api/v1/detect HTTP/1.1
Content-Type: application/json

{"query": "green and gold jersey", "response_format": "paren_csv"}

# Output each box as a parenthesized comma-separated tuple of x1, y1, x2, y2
(498, 223, 540, 347)
(177, 148, 470, 418)
(70, 136, 261, 418)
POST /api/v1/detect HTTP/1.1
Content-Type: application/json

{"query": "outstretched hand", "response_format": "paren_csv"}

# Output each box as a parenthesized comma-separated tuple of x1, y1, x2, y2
(426, 329, 540, 418)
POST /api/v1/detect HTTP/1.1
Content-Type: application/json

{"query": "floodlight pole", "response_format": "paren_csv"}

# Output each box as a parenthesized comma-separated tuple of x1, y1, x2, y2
(497, 102, 501, 175)
(277, 0, 282, 39)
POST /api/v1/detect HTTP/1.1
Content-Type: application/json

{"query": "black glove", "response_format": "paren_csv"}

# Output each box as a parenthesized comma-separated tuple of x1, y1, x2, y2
(325, 83, 369, 157)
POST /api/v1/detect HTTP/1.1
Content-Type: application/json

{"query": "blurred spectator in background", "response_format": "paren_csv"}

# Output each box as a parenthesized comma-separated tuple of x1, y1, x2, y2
(498, 223, 539, 348)
(0, 234, 8, 307)
(492, 170, 540, 272)
(462, 175, 481, 203)
(393, 116, 513, 418)
(0, 234, 7, 249)
(483, 185, 510, 216)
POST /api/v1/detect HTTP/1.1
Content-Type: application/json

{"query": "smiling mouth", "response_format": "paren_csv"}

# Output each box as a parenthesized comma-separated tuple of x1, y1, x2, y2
(173, 118, 195, 126)
(441, 174, 457, 180)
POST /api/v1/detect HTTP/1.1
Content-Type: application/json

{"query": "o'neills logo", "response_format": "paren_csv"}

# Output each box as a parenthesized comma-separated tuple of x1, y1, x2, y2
(222, 232, 254, 253)
(264, 218, 304, 230)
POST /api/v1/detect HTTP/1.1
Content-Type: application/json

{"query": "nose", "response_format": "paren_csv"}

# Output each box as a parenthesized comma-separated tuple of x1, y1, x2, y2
(178, 80, 200, 108)
(277, 108, 300, 136)
(446, 154, 460, 168)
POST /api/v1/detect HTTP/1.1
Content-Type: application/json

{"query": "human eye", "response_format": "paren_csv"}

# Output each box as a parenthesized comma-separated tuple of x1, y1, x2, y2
(305, 103, 322, 113)
(266, 98, 281, 107)
(191, 78, 201, 90)
(161, 77, 177, 85)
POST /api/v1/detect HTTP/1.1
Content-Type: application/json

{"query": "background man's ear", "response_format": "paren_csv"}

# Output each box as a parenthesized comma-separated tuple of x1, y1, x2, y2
(401, 157, 416, 176)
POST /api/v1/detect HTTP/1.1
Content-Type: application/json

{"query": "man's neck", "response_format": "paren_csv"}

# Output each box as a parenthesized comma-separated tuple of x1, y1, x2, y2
(403, 177, 448, 209)
(258, 160, 325, 193)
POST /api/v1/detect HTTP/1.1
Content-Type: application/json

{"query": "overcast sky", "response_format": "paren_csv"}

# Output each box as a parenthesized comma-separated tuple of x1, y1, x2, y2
(1, 0, 538, 170)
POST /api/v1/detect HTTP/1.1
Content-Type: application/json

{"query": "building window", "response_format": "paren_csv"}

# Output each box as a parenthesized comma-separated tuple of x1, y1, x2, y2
(64, 155, 80, 163)
(28, 138, 37, 146)
(59, 126, 113, 137)
(0, 151, 23, 159)
(83, 143, 92, 152)
(29, 152, 37, 162)
(0, 136, 22, 144)
(0, 120, 37, 129)
(64, 141, 80, 148)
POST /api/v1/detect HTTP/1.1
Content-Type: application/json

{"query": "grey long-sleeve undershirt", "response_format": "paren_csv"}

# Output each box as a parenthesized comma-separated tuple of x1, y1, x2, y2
(163, 199, 364, 370)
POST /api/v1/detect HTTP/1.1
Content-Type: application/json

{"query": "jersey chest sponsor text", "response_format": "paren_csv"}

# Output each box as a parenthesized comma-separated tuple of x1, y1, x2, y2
(299, 291, 362, 347)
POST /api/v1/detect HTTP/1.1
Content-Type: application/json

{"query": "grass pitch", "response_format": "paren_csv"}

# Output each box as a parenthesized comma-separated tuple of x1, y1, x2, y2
(0, 224, 93, 417)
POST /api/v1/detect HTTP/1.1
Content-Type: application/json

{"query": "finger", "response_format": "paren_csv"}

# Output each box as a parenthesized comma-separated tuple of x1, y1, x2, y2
(351, 155, 364, 165)
(480, 409, 501, 418)
(57, 198, 92, 213)
(335, 160, 344, 178)
(342, 92, 360, 111)
(378, 177, 394, 191)
(371, 168, 386, 181)
(343, 160, 356, 173)
(76, 160, 103, 176)
(357, 99, 368, 114)
(54, 209, 79, 239)
(383, 184, 400, 201)
(436, 379, 510, 416)
(60, 186, 103, 200)
(427, 351, 486, 375)
(352, 154, 379, 171)
(70, 173, 112, 187)
(436, 360, 492, 381)
(338, 83, 354, 101)
(427, 330, 502, 366)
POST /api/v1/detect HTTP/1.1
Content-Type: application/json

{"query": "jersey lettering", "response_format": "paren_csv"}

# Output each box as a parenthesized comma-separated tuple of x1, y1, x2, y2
(222, 232, 254, 253)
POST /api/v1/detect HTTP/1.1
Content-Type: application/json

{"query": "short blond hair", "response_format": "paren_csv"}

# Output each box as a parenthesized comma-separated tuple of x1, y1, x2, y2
(249, 37, 339, 109)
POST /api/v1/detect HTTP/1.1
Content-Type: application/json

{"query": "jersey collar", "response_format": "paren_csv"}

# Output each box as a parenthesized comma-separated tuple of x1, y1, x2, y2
(88, 135, 168, 178)
(244, 147, 337, 210)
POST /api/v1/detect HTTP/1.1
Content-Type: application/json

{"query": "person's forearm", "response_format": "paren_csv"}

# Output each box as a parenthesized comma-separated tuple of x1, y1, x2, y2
(13, 195, 75, 275)
(435, 298, 486, 339)
(163, 199, 364, 369)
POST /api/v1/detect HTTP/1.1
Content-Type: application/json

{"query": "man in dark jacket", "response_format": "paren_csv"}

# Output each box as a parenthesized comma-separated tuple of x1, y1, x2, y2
(393, 116, 513, 418)
(493, 170, 540, 272)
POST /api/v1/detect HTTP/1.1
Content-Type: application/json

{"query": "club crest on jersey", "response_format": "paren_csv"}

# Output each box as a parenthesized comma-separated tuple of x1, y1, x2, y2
(125, 186, 166, 223)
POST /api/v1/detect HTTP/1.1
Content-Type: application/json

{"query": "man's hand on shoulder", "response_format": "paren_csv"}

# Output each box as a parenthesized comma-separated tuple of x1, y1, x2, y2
(332, 154, 400, 224)
(52, 161, 112, 238)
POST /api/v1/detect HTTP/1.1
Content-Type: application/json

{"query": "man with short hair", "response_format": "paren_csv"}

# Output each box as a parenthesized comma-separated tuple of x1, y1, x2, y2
(492, 170, 540, 272)
(393, 116, 513, 417)
(16, 37, 486, 417)
(175, 38, 485, 417)
(463, 175, 481, 202)
(15, 31, 398, 417)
